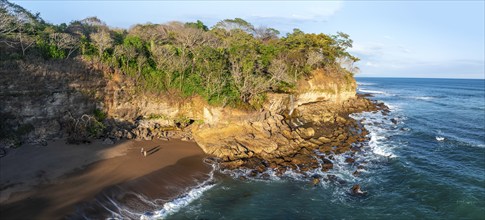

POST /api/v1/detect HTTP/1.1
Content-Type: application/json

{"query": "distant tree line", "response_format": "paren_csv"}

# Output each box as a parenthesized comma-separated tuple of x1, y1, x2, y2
(0, 0, 359, 108)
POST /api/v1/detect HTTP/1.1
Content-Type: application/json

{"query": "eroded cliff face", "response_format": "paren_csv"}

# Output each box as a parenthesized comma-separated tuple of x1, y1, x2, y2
(0, 59, 106, 146)
(190, 69, 382, 172)
(1, 59, 381, 175)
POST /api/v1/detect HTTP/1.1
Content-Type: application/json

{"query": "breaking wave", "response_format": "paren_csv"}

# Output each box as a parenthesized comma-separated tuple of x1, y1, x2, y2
(357, 82, 376, 86)
(140, 164, 218, 220)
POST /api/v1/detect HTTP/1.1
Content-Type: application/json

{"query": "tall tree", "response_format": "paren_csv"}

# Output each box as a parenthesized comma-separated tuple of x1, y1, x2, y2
(90, 29, 113, 58)
(49, 32, 79, 58)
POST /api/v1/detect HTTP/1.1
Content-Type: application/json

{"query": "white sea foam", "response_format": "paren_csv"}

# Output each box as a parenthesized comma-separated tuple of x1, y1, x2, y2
(358, 89, 386, 94)
(357, 82, 376, 86)
(412, 96, 434, 101)
(140, 184, 215, 220)
(435, 136, 445, 142)
(139, 164, 217, 220)
(384, 103, 400, 111)
(351, 110, 399, 159)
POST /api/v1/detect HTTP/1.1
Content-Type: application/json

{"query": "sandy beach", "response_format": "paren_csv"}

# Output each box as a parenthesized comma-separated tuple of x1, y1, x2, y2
(0, 139, 211, 219)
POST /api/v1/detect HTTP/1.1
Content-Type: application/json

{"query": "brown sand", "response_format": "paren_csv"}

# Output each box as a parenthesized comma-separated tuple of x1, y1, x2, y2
(0, 139, 211, 219)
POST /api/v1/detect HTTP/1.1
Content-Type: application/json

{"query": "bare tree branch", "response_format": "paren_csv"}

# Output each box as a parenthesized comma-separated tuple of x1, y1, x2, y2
(49, 33, 80, 58)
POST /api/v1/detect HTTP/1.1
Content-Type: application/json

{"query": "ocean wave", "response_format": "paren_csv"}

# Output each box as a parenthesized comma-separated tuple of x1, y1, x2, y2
(357, 82, 376, 86)
(475, 144, 485, 148)
(352, 111, 398, 159)
(358, 89, 387, 94)
(384, 103, 399, 111)
(141, 184, 215, 220)
(140, 164, 218, 220)
(406, 96, 437, 101)
(413, 96, 434, 100)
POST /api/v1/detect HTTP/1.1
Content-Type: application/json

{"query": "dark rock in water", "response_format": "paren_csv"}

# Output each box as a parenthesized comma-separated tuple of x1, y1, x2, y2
(390, 118, 398, 124)
(357, 165, 365, 170)
(352, 170, 360, 176)
(261, 173, 270, 179)
(311, 174, 322, 179)
(326, 174, 337, 182)
(275, 167, 286, 176)
(351, 184, 367, 196)
(143, 211, 154, 216)
(345, 157, 355, 164)
(321, 158, 334, 172)
(350, 146, 361, 152)
(325, 174, 346, 185)
(312, 177, 320, 186)
(249, 170, 258, 177)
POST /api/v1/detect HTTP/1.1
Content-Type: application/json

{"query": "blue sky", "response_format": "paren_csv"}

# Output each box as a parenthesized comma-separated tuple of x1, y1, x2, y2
(12, 0, 485, 79)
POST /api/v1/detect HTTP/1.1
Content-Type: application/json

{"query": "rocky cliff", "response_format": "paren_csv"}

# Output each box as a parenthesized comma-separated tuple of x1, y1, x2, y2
(0, 59, 106, 146)
(191, 70, 383, 173)
(1, 59, 384, 175)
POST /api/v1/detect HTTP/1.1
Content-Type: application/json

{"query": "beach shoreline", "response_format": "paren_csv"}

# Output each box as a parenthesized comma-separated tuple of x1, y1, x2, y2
(0, 138, 211, 219)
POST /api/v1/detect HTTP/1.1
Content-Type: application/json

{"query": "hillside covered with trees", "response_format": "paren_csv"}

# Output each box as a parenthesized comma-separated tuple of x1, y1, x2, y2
(0, 0, 359, 108)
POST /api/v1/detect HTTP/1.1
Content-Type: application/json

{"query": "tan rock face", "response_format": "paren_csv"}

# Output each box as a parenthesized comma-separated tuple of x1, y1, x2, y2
(297, 127, 315, 140)
(192, 95, 382, 173)
(188, 69, 387, 173)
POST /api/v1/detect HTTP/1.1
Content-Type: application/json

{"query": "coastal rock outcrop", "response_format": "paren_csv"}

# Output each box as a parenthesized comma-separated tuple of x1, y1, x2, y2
(192, 95, 381, 172)
(191, 69, 384, 173)
(1, 59, 383, 176)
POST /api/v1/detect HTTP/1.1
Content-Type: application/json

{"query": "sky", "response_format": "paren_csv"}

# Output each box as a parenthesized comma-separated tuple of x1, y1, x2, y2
(11, 0, 485, 79)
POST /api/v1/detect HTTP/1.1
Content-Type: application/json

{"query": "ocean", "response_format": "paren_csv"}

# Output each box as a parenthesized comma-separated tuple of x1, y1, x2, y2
(143, 78, 485, 219)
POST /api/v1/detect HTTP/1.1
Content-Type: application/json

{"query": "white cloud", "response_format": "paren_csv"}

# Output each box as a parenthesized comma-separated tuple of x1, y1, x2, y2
(348, 42, 385, 57)
(365, 62, 379, 67)
(248, 1, 343, 22)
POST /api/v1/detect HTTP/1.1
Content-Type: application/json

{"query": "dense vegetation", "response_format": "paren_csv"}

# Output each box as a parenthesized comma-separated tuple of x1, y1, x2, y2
(0, 0, 359, 108)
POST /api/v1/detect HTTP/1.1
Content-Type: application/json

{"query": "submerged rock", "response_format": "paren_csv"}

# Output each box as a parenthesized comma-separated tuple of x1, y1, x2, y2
(312, 177, 321, 186)
(352, 170, 360, 177)
(391, 118, 398, 124)
(351, 184, 367, 196)
(321, 158, 334, 172)
(345, 157, 356, 164)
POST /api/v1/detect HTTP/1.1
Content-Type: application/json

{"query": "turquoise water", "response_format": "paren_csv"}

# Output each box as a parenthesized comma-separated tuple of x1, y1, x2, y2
(148, 78, 485, 219)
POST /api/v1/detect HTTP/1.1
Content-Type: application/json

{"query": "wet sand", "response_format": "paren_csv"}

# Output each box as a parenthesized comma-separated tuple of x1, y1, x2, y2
(0, 139, 211, 219)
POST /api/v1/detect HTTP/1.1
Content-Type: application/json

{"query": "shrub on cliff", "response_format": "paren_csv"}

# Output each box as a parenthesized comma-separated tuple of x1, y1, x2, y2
(64, 113, 105, 144)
